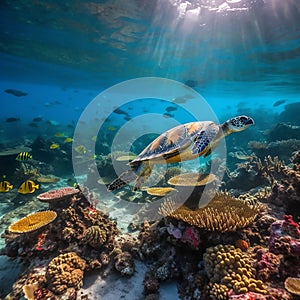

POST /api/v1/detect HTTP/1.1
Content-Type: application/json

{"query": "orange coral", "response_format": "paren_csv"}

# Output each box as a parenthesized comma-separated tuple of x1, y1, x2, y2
(235, 239, 249, 251)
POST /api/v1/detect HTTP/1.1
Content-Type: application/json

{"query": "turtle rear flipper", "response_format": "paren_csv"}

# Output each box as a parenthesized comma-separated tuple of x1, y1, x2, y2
(107, 169, 137, 191)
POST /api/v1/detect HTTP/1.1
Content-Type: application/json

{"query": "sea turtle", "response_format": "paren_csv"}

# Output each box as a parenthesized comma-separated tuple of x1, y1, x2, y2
(107, 115, 254, 191)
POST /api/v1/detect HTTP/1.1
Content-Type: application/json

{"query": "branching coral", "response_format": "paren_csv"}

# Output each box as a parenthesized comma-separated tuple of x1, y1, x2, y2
(159, 192, 265, 232)
(204, 244, 267, 295)
(45, 252, 86, 294)
(8, 211, 57, 233)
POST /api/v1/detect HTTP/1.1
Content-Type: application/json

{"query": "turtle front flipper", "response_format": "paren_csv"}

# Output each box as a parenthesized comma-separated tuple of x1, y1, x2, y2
(192, 124, 220, 157)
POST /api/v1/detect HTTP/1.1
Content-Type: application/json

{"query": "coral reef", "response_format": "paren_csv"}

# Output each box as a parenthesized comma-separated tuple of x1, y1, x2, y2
(1, 186, 138, 299)
(203, 244, 267, 295)
(114, 251, 135, 276)
(224, 155, 287, 191)
(267, 151, 300, 217)
(8, 210, 57, 233)
(159, 192, 265, 232)
(269, 215, 300, 256)
(45, 252, 86, 294)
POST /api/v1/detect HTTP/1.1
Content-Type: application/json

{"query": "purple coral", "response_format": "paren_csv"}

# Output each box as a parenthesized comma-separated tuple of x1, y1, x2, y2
(254, 248, 280, 281)
(269, 216, 300, 256)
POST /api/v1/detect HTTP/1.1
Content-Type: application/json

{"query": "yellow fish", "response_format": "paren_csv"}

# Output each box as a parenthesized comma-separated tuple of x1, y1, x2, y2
(108, 126, 117, 131)
(91, 135, 97, 142)
(0, 180, 13, 192)
(54, 132, 65, 137)
(50, 143, 60, 149)
(64, 137, 73, 143)
(16, 152, 32, 161)
(74, 145, 86, 154)
(18, 180, 39, 194)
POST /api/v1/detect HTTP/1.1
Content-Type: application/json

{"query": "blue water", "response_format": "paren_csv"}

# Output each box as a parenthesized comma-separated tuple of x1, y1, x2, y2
(0, 0, 300, 298)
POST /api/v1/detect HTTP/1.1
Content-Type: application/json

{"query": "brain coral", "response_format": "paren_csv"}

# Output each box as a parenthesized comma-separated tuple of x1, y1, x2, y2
(83, 225, 107, 248)
(8, 210, 57, 233)
(203, 244, 267, 295)
(159, 192, 264, 232)
(46, 252, 86, 294)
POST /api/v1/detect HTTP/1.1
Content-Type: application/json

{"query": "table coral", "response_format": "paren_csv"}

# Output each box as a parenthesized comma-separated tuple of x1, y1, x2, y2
(37, 187, 80, 209)
(159, 192, 264, 232)
(8, 210, 57, 233)
(204, 244, 267, 295)
(45, 252, 86, 294)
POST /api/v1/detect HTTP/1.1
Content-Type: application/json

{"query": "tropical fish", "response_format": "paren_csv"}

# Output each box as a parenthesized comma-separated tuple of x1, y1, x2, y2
(74, 145, 86, 154)
(91, 135, 97, 142)
(16, 152, 32, 161)
(114, 107, 130, 117)
(184, 80, 198, 87)
(108, 126, 117, 131)
(5, 89, 28, 97)
(0, 180, 13, 192)
(67, 177, 77, 187)
(166, 106, 177, 112)
(50, 143, 60, 149)
(273, 99, 287, 107)
(64, 137, 73, 143)
(6, 117, 20, 123)
(32, 117, 43, 122)
(18, 180, 39, 194)
(54, 132, 65, 137)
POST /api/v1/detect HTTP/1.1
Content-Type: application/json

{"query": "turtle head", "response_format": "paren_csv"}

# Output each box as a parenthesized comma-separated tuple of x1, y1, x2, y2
(223, 115, 254, 134)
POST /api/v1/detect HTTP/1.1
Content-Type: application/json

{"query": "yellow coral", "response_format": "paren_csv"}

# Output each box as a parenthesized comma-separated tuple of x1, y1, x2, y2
(46, 252, 86, 294)
(203, 282, 229, 300)
(204, 244, 267, 295)
(159, 192, 264, 232)
(167, 173, 217, 186)
(8, 211, 57, 233)
(146, 187, 177, 196)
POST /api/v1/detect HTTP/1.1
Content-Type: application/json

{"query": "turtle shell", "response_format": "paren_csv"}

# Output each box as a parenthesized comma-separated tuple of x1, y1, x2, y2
(130, 121, 219, 164)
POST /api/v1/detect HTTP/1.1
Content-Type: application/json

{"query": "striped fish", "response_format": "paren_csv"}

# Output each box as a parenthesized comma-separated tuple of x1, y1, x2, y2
(18, 180, 39, 194)
(16, 152, 32, 161)
(0, 180, 13, 192)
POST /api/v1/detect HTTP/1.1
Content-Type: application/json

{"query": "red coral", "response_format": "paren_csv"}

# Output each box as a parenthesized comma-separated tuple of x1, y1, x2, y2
(282, 215, 300, 238)
(181, 226, 200, 248)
